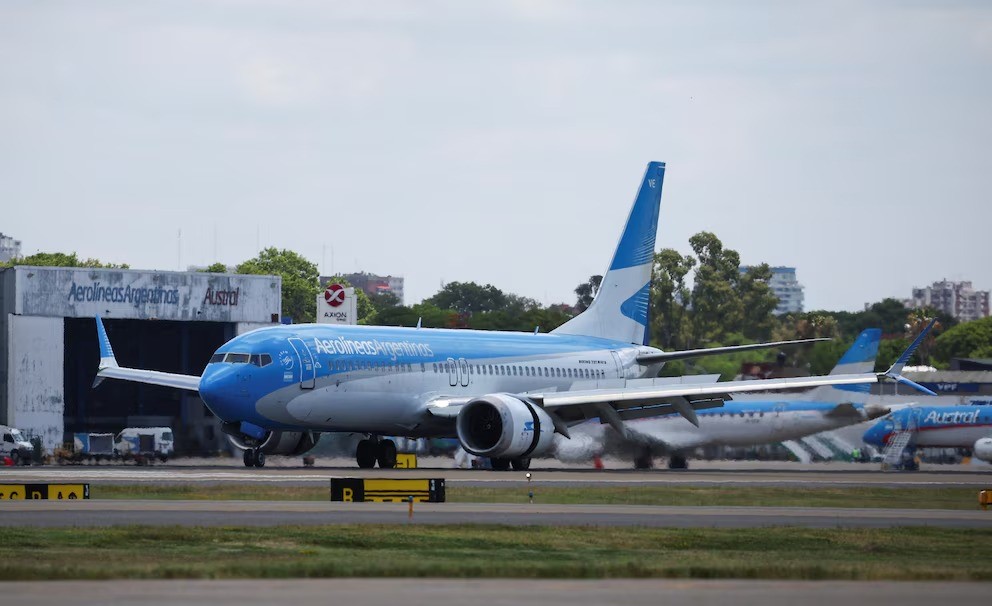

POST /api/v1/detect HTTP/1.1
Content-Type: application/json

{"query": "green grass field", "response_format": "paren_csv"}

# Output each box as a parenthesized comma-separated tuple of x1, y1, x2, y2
(1, 525, 989, 581)
(96, 484, 985, 510)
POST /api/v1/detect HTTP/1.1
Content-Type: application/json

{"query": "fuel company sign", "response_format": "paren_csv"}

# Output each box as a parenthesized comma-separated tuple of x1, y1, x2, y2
(317, 284, 356, 325)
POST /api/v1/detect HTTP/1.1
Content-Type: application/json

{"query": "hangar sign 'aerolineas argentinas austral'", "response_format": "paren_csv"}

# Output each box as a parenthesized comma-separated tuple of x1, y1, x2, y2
(91, 162, 935, 470)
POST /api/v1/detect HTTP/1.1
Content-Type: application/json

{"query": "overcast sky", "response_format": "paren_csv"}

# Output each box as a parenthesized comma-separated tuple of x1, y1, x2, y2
(2, 1, 989, 310)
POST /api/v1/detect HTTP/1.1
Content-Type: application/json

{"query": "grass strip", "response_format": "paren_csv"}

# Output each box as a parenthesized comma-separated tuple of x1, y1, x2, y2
(95, 484, 986, 509)
(0, 525, 990, 581)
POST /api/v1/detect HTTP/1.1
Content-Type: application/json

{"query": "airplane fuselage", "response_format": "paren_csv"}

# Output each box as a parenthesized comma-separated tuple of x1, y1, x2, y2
(199, 323, 659, 437)
(863, 406, 992, 449)
(556, 400, 868, 460)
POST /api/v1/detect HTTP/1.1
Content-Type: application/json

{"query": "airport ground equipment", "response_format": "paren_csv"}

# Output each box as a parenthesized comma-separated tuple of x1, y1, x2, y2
(114, 427, 174, 462)
(0, 483, 90, 499)
(0, 425, 34, 466)
(330, 477, 445, 502)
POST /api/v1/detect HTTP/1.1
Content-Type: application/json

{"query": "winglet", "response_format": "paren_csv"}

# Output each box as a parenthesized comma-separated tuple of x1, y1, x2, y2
(93, 315, 118, 387)
(881, 320, 937, 396)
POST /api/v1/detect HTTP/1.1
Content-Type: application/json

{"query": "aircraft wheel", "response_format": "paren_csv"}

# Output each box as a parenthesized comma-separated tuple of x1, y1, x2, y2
(491, 457, 511, 471)
(254, 450, 266, 468)
(667, 455, 689, 470)
(356, 439, 377, 469)
(634, 448, 653, 470)
(510, 457, 531, 471)
(243, 449, 256, 467)
(376, 439, 398, 469)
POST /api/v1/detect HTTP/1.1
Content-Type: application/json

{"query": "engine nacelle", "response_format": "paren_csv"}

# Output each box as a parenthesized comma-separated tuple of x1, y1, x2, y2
(974, 438, 992, 463)
(455, 393, 555, 459)
(225, 430, 320, 456)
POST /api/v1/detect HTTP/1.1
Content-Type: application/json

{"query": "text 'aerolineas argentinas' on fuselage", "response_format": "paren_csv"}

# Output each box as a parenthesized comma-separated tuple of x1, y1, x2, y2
(312, 337, 435, 360)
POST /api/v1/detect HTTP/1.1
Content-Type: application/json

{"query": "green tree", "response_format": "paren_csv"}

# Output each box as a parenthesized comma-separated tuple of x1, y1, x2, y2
(3, 251, 128, 269)
(368, 291, 401, 312)
(573, 275, 603, 313)
(688, 232, 743, 347)
(424, 282, 507, 315)
(199, 262, 228, 273)
(651, 248, 694, 350)
(237, 248, 320, 324)
(373, 302, 456, 328)
(737, 264, 778, 341)
(933, 316, 992, 364)
(860, 299, 916, 336)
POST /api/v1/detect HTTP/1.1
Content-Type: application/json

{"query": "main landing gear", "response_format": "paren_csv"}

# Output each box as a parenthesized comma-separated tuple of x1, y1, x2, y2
(356, 438, 398, 469)
(667, 455, 689, 470)
(489, 457, 531, 471)
(243, 449, 266, 468)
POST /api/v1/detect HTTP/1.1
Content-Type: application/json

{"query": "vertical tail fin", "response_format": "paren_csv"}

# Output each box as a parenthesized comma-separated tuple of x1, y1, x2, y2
(804, 328, 881, 400)
(552, 162, 665, 345)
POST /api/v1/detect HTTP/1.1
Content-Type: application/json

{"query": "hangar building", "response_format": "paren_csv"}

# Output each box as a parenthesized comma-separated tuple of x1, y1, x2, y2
(0, 266, 281, 453)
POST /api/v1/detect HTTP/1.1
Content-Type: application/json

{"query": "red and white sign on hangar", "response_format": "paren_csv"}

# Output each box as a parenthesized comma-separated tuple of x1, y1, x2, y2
(317, 283, 357, 325)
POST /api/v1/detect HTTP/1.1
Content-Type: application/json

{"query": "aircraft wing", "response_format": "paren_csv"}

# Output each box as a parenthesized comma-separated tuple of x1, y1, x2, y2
(429, 323, 937, 433)
(95, 366, 201, 392)
(92, 316, 201, 392)
(636, 338, 830, 364)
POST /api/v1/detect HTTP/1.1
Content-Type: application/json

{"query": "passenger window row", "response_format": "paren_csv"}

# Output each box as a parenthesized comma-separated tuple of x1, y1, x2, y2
(330, 359, 416, 373)
(430, 362, 605, 379)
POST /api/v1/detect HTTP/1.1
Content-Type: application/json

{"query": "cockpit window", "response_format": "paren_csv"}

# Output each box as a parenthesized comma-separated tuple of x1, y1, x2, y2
(226, 353, 250, 364)
(250, 354, 272, 367)
(208, 353, 225, 364)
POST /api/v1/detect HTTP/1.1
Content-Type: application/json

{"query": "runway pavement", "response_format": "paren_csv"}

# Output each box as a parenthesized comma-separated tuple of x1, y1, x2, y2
(3, 499, 991, 528)
(1, 461, 990, 488)
(0, 579, 987, 606)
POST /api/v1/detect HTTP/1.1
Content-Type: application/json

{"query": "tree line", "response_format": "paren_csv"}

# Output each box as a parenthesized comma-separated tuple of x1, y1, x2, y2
(6, 239, 989, 377)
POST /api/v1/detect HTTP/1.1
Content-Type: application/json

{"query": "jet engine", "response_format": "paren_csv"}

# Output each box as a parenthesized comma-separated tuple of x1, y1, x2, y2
(973, 437, 992, 463)
(455, 393, 555, 458)
(225, 428, 320, 456)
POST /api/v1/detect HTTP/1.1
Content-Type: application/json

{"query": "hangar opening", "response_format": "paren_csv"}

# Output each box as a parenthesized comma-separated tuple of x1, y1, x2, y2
(63, 318, 234, 454)
(0, 266, 282, 454)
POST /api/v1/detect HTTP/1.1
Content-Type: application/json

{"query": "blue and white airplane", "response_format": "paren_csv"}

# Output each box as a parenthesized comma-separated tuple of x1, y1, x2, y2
(863, 404, 992, 464)
(93, 162, 930, 470)
(555, 328, 891, 469)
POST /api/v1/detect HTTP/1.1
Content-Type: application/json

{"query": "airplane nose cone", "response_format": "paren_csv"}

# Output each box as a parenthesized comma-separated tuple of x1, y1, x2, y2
(862, 422, 888, 447)
(199, 367, 239, 421)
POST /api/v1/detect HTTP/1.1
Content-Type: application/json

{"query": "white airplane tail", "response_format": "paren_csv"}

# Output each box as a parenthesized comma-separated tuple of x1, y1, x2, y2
(552, 162, 665, 345)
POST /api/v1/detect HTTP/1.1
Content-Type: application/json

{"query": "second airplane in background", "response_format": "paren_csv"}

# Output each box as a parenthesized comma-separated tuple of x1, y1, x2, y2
(555, 329, 890, 469)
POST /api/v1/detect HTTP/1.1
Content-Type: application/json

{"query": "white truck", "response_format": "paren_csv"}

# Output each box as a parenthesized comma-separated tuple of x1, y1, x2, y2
(114, 427, 174, 463)
(1, 425, 34, 466)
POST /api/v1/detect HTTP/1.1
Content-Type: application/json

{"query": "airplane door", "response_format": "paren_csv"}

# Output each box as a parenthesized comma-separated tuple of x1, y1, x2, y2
(773, 404, 785, 431)
(459, 358, 470, 387)
(287, 337, 316, 390)
(610, 351, 624, 379)
(447, 357, 457, 387)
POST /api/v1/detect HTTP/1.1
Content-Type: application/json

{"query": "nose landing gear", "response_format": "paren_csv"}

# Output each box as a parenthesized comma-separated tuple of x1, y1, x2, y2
(356, 438, 398, 469)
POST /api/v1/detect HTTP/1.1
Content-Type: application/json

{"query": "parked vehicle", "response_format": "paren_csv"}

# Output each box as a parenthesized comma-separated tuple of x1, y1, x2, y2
(0, 425, 34, 465)
(115, 427, 174, 462)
